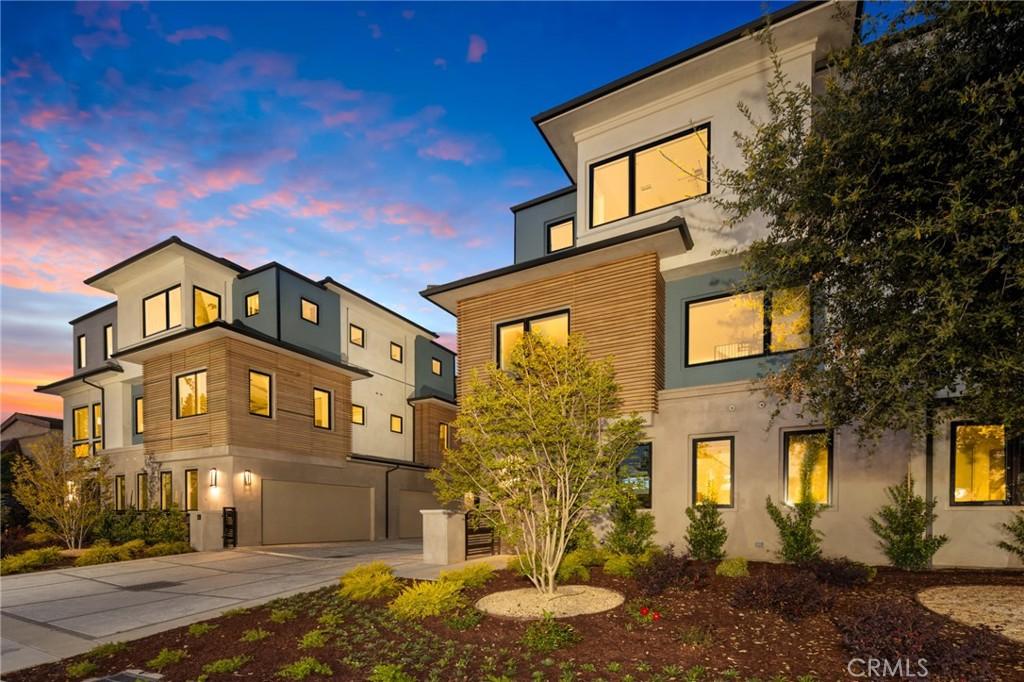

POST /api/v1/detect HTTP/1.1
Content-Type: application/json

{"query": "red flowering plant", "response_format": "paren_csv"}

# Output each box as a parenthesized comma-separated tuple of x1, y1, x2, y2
(625, 600, 663, 628)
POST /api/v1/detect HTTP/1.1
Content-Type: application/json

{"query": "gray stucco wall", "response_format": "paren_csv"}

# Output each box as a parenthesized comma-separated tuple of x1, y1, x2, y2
(131, 382, 144, 445)
(233, 268, 278, 338)
(72, 303, 117, 374)
(414, 336, 456, 400)
(277, 270, 341, 362)
(514, 190, 577, 263)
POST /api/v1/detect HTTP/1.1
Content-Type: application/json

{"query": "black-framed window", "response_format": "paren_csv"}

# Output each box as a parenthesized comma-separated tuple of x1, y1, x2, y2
(496, 310, 570, 370)
(248, 370, 272, 417)
(951, 423, 1022, 506)
(620, 442, 652, 509)
(77, 334, 87, 368)
(134, 396, 145, 434)
(185, 468, 198, 511)
(160, 471, 173, 510)
(685, 286, 810, 367)
(439, 422, 450, 452)
(176, 370, 208, 418)
(390, 342, 403, 363)
(72, 405, 92, 458)
(245, 292, 260, 317)
(301, 298, 319, 324)
(114, 475, 126, 511)
(143, 285, 182, 337)
(193, 286, 221, 327)
(546, 217, 574, 254)
(104, 324, 113, 359)
(350, 323, 364, 347)
(590, 123, 710, 228)
(693, 436, 734, 507)
(352, 403, 365, 425)
(137, 472, 148, 509)
(390, 414, 403, 433)
(431, 357, 442, 376)
(313, 387, 332, 430)
(92, 403, 102, 450)
(783, 429, 832, 506)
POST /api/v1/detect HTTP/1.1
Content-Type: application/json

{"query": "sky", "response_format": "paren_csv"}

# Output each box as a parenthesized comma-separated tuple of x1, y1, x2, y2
(1, 0, 799, 420)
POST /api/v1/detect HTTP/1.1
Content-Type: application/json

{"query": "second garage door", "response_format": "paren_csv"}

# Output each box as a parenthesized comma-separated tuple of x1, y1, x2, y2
(262, 480, 372, 545)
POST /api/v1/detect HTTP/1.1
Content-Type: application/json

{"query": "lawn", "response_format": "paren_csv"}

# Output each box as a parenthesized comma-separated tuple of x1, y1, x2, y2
(10, 562, 1024, 682)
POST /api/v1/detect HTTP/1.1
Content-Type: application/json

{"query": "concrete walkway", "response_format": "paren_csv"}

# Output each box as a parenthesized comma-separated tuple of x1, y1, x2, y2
(0, 539, 472, 674)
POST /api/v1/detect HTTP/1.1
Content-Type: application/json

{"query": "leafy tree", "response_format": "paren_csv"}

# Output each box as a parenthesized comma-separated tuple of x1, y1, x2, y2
(869, 476, 948, 570)
(429, 333, 644, 594)
(766, 454, 823, 564)
(684, 496, 728, 561)
(11, 433, 112, 549)
(716, 2, 1024, 440)
(997, 511, 1024, 560)
(605, 494, 656, 556)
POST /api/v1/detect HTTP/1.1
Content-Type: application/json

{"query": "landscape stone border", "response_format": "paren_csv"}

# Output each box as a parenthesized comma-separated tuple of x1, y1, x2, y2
(476, 585, 624, 619)
(917, 585, 1024, 643)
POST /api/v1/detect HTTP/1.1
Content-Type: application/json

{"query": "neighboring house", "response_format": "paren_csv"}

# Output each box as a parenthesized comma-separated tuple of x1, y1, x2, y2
(423, 2, 1022, 568)
(36, 237, 456, 548)
(1, 413, 64, 528)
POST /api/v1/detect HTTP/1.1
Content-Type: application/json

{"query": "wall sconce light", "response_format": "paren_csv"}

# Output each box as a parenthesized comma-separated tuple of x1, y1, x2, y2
(209, 468, 218, 488)
(243, 470, 252, 487)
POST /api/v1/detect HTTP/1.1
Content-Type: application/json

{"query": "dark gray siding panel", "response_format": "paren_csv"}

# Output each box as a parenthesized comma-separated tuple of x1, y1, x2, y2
(514, 190, 577, 264)
(72, 304, 117, 374)
(232, 268, 278, 339)
(278, 270, 341, 362)
(414, 336, 455, 400)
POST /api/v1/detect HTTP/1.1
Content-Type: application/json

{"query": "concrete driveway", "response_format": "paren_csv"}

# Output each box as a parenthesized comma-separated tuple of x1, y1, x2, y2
(0, 539, 442, 674)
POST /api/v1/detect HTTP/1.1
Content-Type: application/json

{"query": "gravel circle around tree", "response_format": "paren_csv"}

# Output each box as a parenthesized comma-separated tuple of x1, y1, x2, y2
(917, 585, 1024, 643)
(475, 585, 625, 619)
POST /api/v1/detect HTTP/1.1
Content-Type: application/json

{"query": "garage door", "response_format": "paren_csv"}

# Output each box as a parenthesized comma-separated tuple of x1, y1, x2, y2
(398, 490, 438, 538)
(262, 480, 372, 545)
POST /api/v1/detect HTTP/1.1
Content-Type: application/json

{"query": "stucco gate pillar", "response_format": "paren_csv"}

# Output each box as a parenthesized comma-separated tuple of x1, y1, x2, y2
(420, 509, 465, 565)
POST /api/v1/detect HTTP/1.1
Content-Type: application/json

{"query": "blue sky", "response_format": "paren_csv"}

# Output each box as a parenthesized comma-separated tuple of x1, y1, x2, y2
(1, 0, 800, 417)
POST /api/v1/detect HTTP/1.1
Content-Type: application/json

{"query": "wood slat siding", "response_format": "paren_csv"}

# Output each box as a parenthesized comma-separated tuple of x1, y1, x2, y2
(413, 401, 457, 467)
(456, 252, 664, 414)
(143, 337, 352, 459)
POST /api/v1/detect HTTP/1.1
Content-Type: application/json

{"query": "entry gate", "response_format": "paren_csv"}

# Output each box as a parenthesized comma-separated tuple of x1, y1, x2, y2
(464, 511, 496, 558)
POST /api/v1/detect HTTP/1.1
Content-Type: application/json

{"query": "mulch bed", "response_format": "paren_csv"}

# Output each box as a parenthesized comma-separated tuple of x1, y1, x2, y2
(9, 562, 1024, 682)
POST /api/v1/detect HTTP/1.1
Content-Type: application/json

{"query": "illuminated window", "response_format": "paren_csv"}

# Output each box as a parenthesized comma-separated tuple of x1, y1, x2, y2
(72, 406, 90, 458)
(176, 370, 208, 418)
(114, 475, 125, 511)
(248, 370, 271, 417)
(185, 469, 198, 511)
(591, 124, 709, 228)
(245, 292, 260, 317)
(193, 286, 221, 327)
(77, 335, 87, 368)
(619, 443, 652, 509)
(784, 430, 831, 505)
(352, 404, 365, 425)
(350, 323, 364, 347)
(390, 414, 403, 433)
(313, 388, 331, 429)
(160, 471, 173, 510)
(547, 218, 574, 253)
(92, 403, 102, 451)
(951, 424, 1009, 504)
(104, 324, 114, 359)
(137, 473, 148, 509)
(693, 437, 734, 507)
(390, 342, 403, 363)
(134, 397, 144, 434)
(301, 298, 319, 324)
(439, 423, 450, 452)
(143, 285, 182, 337)
(770, 286, 812, 353)
(431, 357, 442, 376)
(496, 311, 569, 370)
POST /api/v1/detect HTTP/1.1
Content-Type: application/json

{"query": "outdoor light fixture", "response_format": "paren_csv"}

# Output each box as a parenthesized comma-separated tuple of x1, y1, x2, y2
(209, 468, 218, 488)
(243, 469, 252, 487)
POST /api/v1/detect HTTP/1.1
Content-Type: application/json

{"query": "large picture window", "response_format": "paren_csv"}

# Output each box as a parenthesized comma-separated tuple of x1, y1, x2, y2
(496, 310, 569, 370)
(783, 430, 832, 506)
(590, 124, 710, 228)
(193, 286, 221, 327)
(620, 442, 652, 509)
(950, 424, 1021, 505)
(176, 370, 208, 418)
(693, 436, 734, 507)
(249, 370, 271, 417)
(313, 388, 332, 429)
(143, 285, 181, 337)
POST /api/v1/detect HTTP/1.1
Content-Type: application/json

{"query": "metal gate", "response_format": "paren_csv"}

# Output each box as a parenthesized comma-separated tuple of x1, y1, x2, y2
(465, 511, 496, 558)
(222, 506, 237, 548)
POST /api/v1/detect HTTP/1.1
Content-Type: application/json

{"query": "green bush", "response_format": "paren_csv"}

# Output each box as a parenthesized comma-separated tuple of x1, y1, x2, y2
(715, 557, 749, 578)
(339, 562, 399, 600)
(564, 546, 608, 568)
(269, 607, 297, 623)
(298, 629, 327, 649)
(66, 660, 98, 679)
(605, 495, 656, 556)
(566, 523, 598, 553)
(74, 540, 146, 567)
(439, 562, 494, 588)
(0, 546, 63, 575)
(188, 622, 218, 637)
(369, 663, 415, 682)
(276, 656, 332, 680)
(507, 554, 535, 577)
(203, 655, 252, 675)
(603, 553, 638, 577)
(444, 607, 485, 631)
(86, 641, 127, 659)
(520, 613, 580, 653)
(144, 541, 193, 557)
(388, 579, 464, 619)
(147, 647, 186, 670)
(556, 552, 590, 583)
(92, 508, 188, 545)
(240, 627, 271, 642)
(684, 497, 728, 561)
(766, 455, 824, 564)
(997, 510, 1024, 560)
(869, 477, 948, 570)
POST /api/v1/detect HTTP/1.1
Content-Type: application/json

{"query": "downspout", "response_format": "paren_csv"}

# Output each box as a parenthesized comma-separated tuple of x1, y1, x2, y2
(384, 463, 399, 539)
(924, 406, 934, 538)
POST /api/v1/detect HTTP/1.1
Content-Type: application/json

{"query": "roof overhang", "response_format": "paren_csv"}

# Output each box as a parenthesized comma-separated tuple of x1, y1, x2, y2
(421, 216, 691, 314)
(407, 394, 457, 409)
(36, 364, 125, 395)
(84, 236, 246, 293)
(320, 277, 440, 337)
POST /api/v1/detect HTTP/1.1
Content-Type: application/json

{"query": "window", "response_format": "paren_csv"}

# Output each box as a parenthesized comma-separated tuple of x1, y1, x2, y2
(185, 469, 198, 511)
(104, 324, 113, 359)
(390, 414, 403, 433)
(950, 424, 1022, 505)
(193, 286, 221, 327)
(134, 396, 144, 434)
(496, 310, 570, 370)
(143, 285, 182, 337)
(72, 406, 90, 458)
(352, 403, 365, 425)
(349, 323, 364, 347)
(92, 403, 102, 450)
(248, 370, 271, 417)
(783, 430, 832, 505)
(431, 357, 442, 376)
(77, 334, 87, 369)
(137, 473, 148, 509)
(439, 423, 450, 452)
(390, 342, 403, 363)
(591, 124, 710, 228)
(547, 218, 574, 253)
(313, 388, 332, 429)
(160, 471, 173, 510)
(693, 437, 734, 507)
(176, 370, 208, 418)
(685, 287, 810, 366)
(245, 292, 260, 317)
(620, 443, 652, 509)
(301, 298, 319, 324)
(114, 475, 125, 511)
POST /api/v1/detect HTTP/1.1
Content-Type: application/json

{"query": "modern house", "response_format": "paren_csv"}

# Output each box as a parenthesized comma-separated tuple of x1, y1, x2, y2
(37, 237, 456, 548)
(423, 1, 1022, 568)
(2, 413, 64, 530)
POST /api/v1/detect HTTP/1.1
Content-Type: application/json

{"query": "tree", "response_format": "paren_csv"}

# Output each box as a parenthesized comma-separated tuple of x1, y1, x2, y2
(429, 334, 644, 594)
(765, 453, 823, 564)
(869, 476, 948, 570)
(716, 2, 1024, 441)
(11, 433, 112, 549)
(605, 494, 656, 556)
(684, 496, 728, 561)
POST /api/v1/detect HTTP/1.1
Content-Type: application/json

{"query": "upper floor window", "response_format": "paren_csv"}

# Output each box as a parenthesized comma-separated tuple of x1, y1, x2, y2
(248, 370, 272, 417)
(390, 414, 403, 433)
(92, 403, 102, 442)
(547, 218, 574, 254)
(783, 430, 831, 506)
(77, 334, 87, 368)
(143, 285, 182, 337)
(951, 424, 1021, 505)
(685, 286, 810, 366)
(176, 369, 208, 418)
(301, 298, 319, 324)
(104, 325, 113, 360)
(431, 357, 442, 376)
(245, 292, 260, 317)
(591, 124, 710, 228)
(350, 324, 365, 347)
(352, 403, 365, 425)
(390, 342, 403, 363)
(193, 287, 221, 327)
(313, 388, 332, 429)
(72, 406, 90, 458)
(496, 310, 569, 370)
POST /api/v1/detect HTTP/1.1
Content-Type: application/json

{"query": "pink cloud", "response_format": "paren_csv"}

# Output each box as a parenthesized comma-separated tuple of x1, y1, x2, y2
(464, 237, 487, 249)
(185, 166, 263, 198)
(166, 25, 231, 44)
(73, 4, 134, 60)
(466, 34, 487, 63)
(369, 24, 382, 39)
(1, 140, 50, 185)
(2, 55, 63, 85)
(419, 136, 487, 165)
(322, 109, 363, 127)
(435, 332, 457, 353)
(380, 202, 457, 238)
(45, 151, 126, 196)
(154, 189, 180, 209)
(23, 106, 81, 130)
(295, 198, 346, 217)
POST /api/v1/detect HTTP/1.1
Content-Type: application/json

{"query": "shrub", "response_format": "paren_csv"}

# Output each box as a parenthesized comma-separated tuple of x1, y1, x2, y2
(675, 625, 714, 646)
(119, 538, 146, 558)
(188, 622, 218, 637)
(715, 557, 749, 578)
(439, 562, 494, 588)
(92, 507, 188, 545)
(765, 455, 823, 564)
(506, 554, 533, 577)
(997, 510, 1024, 560)
(444, 607, 485, 631)
(276, 657, 333, 680)
(66, 660, 98, 679)
(388, 579, 464, 619)
(810, 557, 876, 587)
(74, 541, 122, 566)
(603, 553, 637, 577)
(684, 497, 728, 561)
(240, 627, 271, 642)
(144, 541, 193, 557)
(869, 477, 948, 570)
(566, 522, 598, 553)
(369, 663, 415, 682)
(339, 562, 399, 601)
(147, 647, 187, 670)
(87, 641, 127, 658)
(556, 552, 590, 583)
(521, 613, 580, 653)
(298, 628, 328, 649)
(731, 570, 826, 621)
(634, 545, 706, 596)
(605, 496, 656, 556)
(203, 655, 252, 675)
(269, 607, 297, 623)
(0, 546, 64, 575)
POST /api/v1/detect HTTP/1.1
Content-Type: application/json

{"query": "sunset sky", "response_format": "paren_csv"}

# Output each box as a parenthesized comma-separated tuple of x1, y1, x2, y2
(1, 1, 794, 419)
